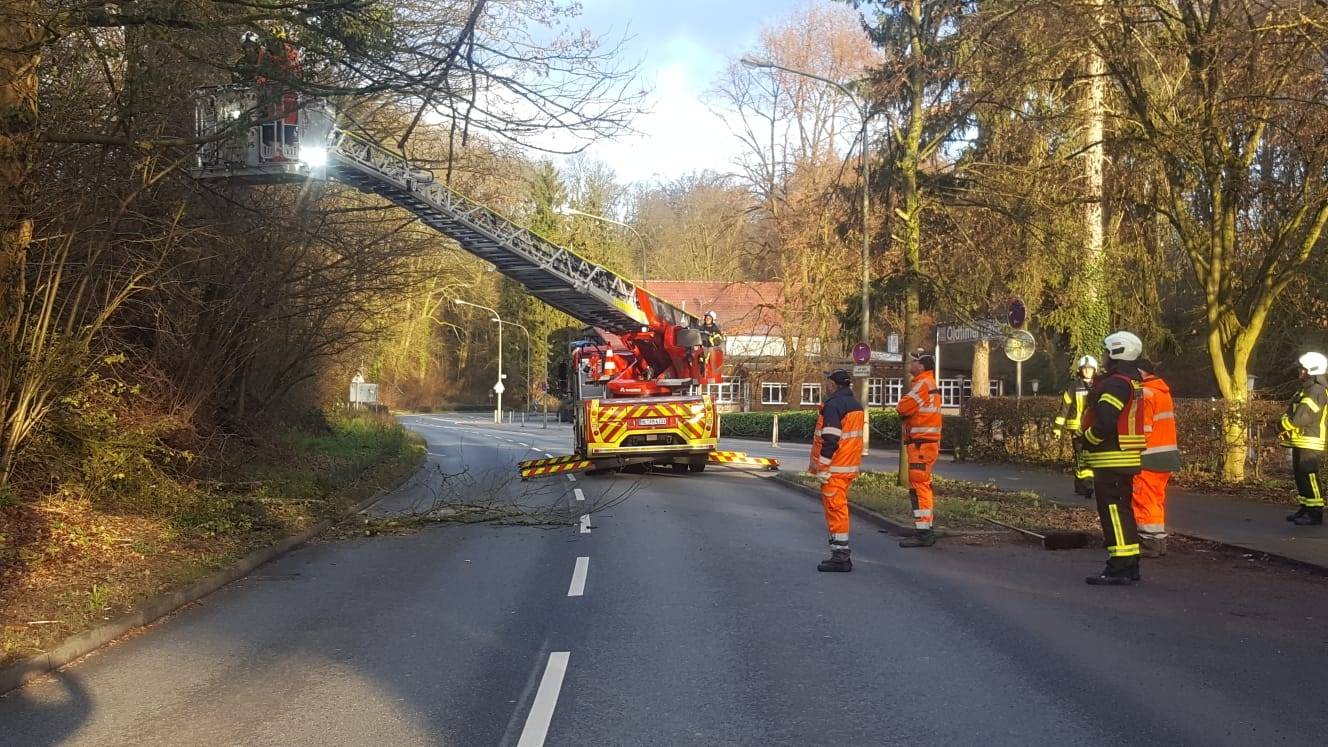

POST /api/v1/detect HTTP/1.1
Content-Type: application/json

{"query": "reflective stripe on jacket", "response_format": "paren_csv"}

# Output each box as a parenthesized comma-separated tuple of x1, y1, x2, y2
(1081, 366, 1145, 471)
(812, 386, 865, 472)
(1139, 371, 1181, 472)
(1055, 381, 1091, 433)
(1280, 376, 1328, 451)
(896, 370, 942, 443)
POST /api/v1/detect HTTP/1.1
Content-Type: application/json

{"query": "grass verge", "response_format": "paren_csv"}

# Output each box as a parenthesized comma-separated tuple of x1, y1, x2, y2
(786, 471, 1100, 534)
(0, 413, 425, 668)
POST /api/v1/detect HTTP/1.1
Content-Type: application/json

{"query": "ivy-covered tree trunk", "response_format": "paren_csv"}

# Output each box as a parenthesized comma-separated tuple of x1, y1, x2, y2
(1074, 35, 1109, 355)
(0, 0, 41, 485)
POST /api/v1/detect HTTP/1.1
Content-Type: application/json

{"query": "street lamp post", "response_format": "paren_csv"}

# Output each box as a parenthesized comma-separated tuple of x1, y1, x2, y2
(554, 205, 649, 288)
(741, 56, 874, 456)
(494, 317, 533, 410)
(454, 299, 505, 423)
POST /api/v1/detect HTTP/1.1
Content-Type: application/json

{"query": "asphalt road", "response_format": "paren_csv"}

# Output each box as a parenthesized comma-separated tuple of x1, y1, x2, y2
(3, 412, 1327, 746)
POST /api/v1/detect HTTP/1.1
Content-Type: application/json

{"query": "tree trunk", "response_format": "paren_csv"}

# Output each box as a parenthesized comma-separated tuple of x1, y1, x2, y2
(895, 0, 925, 487)
(1075, 29, 1109, 354)
(0, 1, 41, 485)
(971, 339, 990, 399)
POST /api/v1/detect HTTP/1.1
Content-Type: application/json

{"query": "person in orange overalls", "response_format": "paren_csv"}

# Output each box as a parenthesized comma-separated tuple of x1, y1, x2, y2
(1135, 360, 1181, 557)
(895, 349, 942, 548)
(809, 369, 865, 572)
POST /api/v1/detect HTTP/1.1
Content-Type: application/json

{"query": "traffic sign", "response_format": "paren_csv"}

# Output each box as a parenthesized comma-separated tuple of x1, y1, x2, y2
(493, 380, 506, 394)
(852, 342, 871, 365)
(1008, 299, 1027, 329)
(1003, 330, 1036, 362)
(852, 364, 872, 378)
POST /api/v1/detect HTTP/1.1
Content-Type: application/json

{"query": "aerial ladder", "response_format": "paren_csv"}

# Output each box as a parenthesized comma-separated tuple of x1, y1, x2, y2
(192, 85, 777, 479)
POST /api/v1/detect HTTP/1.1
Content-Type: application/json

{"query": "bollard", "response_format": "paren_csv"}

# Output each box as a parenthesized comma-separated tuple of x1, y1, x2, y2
(522, 410, 527, 427)
(772, 413, 780, 448)
(543, 404, 548, 429)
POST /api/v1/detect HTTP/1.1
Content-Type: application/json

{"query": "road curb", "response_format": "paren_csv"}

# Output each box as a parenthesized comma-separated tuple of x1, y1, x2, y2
(0, 460, 423, 696)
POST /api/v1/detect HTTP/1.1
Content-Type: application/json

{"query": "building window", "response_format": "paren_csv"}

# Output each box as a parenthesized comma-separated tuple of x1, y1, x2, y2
(708, 376, 741, 404)
(800, 382, 822, 405)
(761, 382, 789, 405)
(867, 378, 903, 406)
(938, 378, 964, 408)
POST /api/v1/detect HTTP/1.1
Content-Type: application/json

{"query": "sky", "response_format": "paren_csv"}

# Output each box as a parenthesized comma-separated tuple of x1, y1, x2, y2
(547, 0, 815, 186)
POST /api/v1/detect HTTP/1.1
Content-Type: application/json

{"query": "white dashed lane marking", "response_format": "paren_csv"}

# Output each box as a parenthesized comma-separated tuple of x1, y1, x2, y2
(567, 557, 589, 597)
(516, 652, 570, 747)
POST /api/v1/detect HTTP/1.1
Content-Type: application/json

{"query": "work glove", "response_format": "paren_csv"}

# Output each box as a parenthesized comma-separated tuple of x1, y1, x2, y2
(814, 471, 831, 485)
(1052, 428, 1062, 439)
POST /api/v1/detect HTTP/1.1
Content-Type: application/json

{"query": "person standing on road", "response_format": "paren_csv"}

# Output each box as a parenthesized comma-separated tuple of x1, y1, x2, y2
(1282, 352, 1327, 526)
(1079, 331, 1148, 585)
(1135, 359, 1181, 557)
(895, 349, 942, 549)
(1054, 355, 1099, 500)
(809, 369, 865, 572)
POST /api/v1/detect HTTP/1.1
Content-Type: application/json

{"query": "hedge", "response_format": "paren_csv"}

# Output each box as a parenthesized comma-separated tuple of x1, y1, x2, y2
(720, 409, 972, 451)
(961, 395, 1293, 481)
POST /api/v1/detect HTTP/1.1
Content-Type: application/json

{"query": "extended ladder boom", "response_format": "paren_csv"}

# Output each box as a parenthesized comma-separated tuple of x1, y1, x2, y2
(328, 129, 680, 332)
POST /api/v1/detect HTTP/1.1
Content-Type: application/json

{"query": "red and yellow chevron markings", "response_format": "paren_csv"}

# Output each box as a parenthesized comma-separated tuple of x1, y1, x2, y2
(520, 455, 594, 480)
(589, 399, 714, 447)
(708, 451, 779, 470)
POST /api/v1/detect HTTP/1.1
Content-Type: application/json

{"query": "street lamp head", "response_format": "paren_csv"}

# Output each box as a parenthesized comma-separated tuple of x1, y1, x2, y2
(740, 56, 772, 69)
(552, 204, 575, 216)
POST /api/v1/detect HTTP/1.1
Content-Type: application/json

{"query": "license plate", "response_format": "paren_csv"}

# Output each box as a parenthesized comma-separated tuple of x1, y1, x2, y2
(635, 417, 668, 427)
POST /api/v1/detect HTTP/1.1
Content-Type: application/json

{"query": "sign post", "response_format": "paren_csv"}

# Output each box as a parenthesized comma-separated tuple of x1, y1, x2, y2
(851, 342, 872, 456)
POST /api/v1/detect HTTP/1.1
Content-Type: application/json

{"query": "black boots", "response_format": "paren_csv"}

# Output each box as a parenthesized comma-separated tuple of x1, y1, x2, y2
(817, 549, 852, 572)
(1085, 563, 1141, 586)
(898, 530, 936, 548)
(1287, 506, 1308, 522)
(1140, 537, 1168, 558)
(1292, 507, 1324, 526)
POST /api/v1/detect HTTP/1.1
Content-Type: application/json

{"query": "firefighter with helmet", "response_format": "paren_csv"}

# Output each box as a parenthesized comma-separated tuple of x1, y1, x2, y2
(1078, 331, 1147, 585)
(1055, 354, 1100, 500)
(1282, 351, 1328, 526)
(700, 310, 723, 349)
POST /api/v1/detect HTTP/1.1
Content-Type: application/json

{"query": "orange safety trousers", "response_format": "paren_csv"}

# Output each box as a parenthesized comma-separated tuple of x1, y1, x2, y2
(820, 472, 856, 537)
(1133, 469, 1169, 539)
(907, 441, 940, 530)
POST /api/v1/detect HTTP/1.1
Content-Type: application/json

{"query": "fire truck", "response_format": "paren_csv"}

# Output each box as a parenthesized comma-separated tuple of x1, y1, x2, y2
(192, 86, 777, 479)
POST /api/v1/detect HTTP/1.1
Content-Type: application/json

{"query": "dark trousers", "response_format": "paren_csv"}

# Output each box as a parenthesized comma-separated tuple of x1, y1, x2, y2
(1072, 438, 1095, 497)
(1292, 448, 1323, 509)
(1094, 469, 1141, 570)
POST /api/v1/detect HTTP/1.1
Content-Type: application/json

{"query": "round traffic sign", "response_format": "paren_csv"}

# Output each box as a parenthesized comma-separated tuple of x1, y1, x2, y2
(1003, 330, 1036, 362)
(852, 342, 871, 365)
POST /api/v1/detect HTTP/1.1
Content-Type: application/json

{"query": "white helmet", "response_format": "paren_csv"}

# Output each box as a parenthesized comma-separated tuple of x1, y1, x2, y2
(1300, 351, 1328, 376)
(704, 310, 717, 322)
(1103, 331, 1143, 362)
(1076, 355, 1099, 370)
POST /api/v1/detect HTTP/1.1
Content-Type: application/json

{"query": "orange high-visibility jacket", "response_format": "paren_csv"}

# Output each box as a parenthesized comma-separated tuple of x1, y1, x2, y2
(897, 370, 942, 443)
(811, 387, 865, 474)
(1140, 371, 1181, 472)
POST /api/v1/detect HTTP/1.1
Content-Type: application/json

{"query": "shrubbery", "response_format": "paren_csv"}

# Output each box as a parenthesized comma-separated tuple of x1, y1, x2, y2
(721, 409, 972, 450)
(961, 395, 1293, 481)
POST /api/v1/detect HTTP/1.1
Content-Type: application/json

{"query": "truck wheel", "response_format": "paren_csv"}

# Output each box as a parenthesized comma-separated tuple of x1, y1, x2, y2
(671, 461, 689, 474)
(687, 457, 707, 473)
